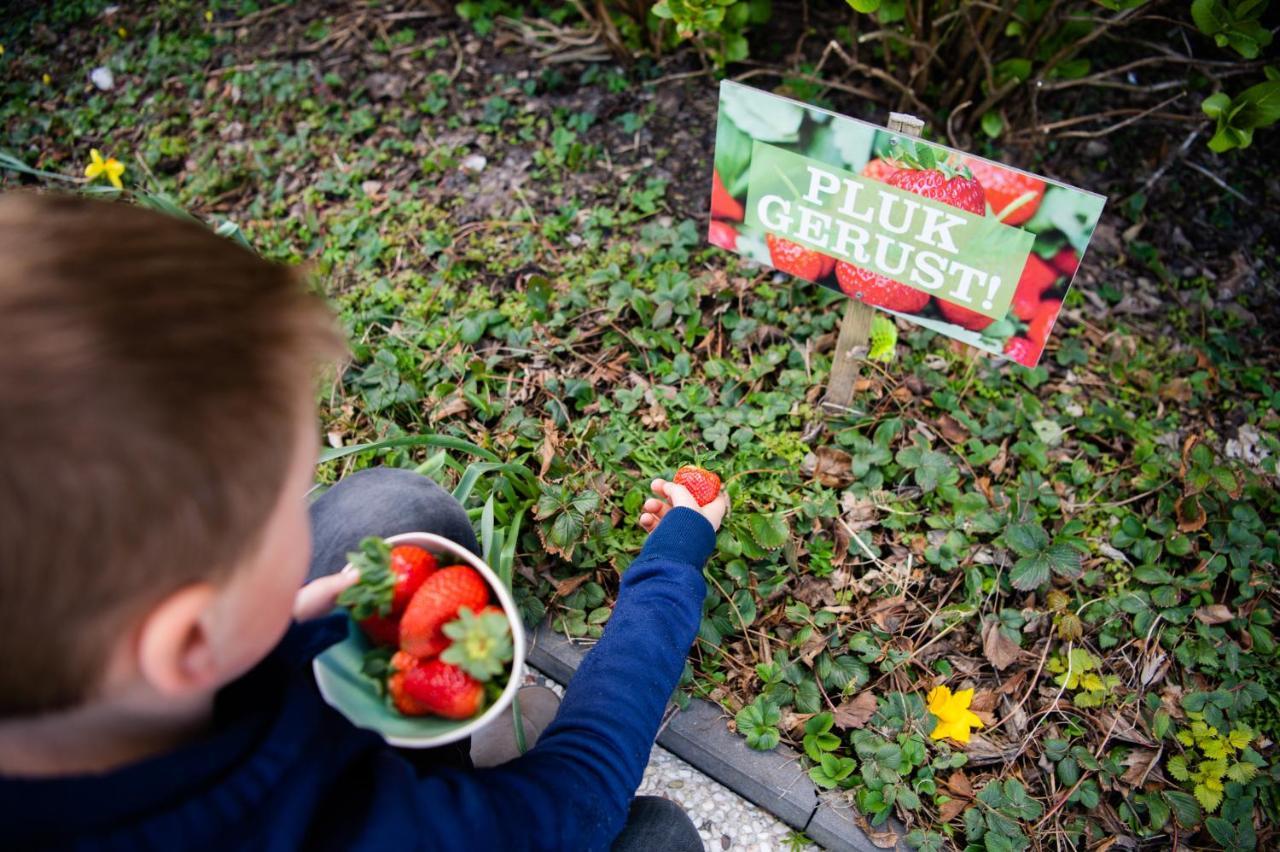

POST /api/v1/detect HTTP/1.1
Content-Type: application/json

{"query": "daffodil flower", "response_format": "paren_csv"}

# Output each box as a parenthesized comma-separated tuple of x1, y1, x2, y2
(84, 149, 125, 190)
(927, 685, 984, 744)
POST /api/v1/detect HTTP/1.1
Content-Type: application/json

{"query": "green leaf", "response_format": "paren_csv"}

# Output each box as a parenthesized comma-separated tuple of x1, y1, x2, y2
(1191, 0, 1228, 39)
(736, 696, 782, 750)
(335, 536, 394, 619)
(1001, 778, 1043, 820)
(1202, 92, 1231, 119)
(1194, 780, 1223, 812)
(1163, 789, 1202, 827)
(993, 57, 1032, 85)
(1031, 419, 1064, 446)
(913, 450, 953, 492)
(805, 711, 835, 736)
(1237, 80, 1280, 126)
(848, 0, 882, 11)
(440, 607, 514, 681)
(980, 111, 1004, 138)
(747, 512, 789, 549)
(1006, 522, 1049, 556)
(319, 433, 499, 464)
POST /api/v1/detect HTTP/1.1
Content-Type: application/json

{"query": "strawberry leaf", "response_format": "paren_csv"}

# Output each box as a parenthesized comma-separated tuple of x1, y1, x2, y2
(336, 536, 395, 619)
(440, 607, 514, 681)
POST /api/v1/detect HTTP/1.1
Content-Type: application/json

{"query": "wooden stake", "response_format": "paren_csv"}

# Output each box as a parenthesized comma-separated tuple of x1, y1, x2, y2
(821, 112, 925, 416)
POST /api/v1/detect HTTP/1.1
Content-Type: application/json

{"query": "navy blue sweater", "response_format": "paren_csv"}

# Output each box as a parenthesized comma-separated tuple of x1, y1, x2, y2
(1, 508, 716, 851)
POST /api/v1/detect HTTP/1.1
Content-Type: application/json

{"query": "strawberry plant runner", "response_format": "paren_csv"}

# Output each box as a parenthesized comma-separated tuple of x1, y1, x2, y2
(820, 112, 924, 417)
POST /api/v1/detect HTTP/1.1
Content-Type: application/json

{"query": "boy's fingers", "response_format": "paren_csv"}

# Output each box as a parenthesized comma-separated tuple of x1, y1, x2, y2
(701, 492, 730, 529)
(638, 512, 658, 532)
(642, 497, 668, 516)
(293, 567, 359, 621)
(663, 482, 701, 511)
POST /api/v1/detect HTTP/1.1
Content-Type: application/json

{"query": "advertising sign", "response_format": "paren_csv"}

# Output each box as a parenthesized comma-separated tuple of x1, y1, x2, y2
(709, 81, 1107, 367)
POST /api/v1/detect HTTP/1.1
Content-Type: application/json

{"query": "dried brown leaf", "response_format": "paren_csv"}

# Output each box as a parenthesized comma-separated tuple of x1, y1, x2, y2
(1175, 494, 1207, 533)
(1194, 604, 1234, 625)
(430, 393, 469, 423)
(551, 572, 590, 598)
(982, 620, 1021, 671)
(937, 798, 968, 823)
(1119, 748, 1160, 787)
(969, 689, 999, 713)
(833, 691, 878, 729)
(801, 446, 854, 488)
(793, 575, 836, 608)
(799, 632, 828, 667)
(989, 439, 1009, 477)
(855, 816, 900, 849)
(943, 770, 974, 799)
(539, 418, 560, 477)
(962, 734, 1019, 764)
(937, 414, 969, 444)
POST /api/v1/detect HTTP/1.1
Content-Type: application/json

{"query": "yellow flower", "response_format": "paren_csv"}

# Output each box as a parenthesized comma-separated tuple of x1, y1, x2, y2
(205, 10, 214, 22)
(927, 685, 984, 744)
(42, 73, 51, 85)
(117, 27, 128, 38)
(84, 149, 125, 190)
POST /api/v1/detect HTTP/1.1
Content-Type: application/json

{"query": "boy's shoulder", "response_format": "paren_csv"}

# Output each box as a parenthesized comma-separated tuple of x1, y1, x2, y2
(2, 617, 407, 850)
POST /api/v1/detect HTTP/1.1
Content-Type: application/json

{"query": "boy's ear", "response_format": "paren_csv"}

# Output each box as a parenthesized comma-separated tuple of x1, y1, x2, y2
(136, 583, 221, 698)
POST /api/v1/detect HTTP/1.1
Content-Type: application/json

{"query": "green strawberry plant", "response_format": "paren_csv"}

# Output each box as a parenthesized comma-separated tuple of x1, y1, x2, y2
(1168, 715, 1267, 813)
(735, 696, 781, 750)
(1046, 648, 1122, 708)
(962, 779, 1044, 851)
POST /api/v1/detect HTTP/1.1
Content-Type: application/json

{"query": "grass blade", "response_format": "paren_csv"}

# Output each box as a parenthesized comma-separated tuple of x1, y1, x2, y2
(319, 434, 499, 464)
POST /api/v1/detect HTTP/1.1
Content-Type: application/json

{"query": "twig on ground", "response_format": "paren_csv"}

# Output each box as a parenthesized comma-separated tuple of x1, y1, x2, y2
(1127, 127, 1202, 203)
(1183, 159, 1256, 207)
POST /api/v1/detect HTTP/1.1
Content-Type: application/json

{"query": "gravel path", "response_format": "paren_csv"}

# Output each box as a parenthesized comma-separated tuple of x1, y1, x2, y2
(636, 743, 822, 852)
(528, 669, 822, 852)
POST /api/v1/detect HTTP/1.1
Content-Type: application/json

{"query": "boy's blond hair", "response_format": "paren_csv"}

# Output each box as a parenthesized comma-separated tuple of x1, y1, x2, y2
(0, 192, 342, 717)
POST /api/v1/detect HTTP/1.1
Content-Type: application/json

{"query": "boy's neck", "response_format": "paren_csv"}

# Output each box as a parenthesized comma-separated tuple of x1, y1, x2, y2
(0, 691, 214, 778)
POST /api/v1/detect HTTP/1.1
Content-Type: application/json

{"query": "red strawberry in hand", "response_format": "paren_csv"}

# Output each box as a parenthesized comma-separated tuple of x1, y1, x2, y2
(399, 565, 490, 658)
(1003, 336, 1041, 367)
(711, 170, 745, 221)
(338, 539, 438, 646)
(1027, 300, 1062, 346)
(403, 659, 485, 720)
(964, 159, 1045, 225)
(766, 234, 836, 282)
(835, 262, 930, 313)
(673, 465, 721, 506)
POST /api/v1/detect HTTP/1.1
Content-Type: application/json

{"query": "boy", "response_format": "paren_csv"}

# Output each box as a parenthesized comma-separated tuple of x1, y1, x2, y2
(0, 193, 729, 850)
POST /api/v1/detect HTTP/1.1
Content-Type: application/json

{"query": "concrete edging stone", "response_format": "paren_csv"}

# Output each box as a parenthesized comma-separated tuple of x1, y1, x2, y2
(525, 621, 900, 852)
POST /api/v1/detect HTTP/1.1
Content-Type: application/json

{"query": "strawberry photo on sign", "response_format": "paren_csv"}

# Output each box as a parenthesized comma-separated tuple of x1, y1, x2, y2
(708, 81, 1106, 368)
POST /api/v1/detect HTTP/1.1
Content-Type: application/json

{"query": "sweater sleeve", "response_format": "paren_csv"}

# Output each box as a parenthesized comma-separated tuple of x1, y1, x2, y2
(399, 507, 715, 851)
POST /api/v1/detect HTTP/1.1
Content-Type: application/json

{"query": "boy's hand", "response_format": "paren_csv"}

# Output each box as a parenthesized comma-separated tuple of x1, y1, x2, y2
(293, 565, 360, 621)
(638, 478, 728, 534)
